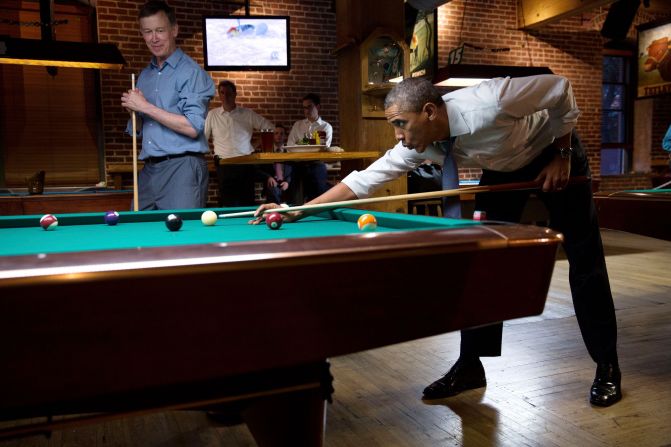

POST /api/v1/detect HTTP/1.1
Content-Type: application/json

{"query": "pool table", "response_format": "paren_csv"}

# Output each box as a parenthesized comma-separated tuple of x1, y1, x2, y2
(0, 208, 562, 445)
(593, 188, 671, 241)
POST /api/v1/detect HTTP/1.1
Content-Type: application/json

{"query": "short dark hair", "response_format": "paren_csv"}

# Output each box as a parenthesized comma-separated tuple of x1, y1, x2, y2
(138, 0, 176, 25)
(384, 78, 444, 112)
(275, 124, 286, 133)
(218, 80, 237, 94)
(302, 93, 321, 106)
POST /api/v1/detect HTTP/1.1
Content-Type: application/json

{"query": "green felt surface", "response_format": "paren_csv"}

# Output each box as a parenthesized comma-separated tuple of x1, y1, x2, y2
(620, 189, 671, 194)
(0, 207, 479, 257)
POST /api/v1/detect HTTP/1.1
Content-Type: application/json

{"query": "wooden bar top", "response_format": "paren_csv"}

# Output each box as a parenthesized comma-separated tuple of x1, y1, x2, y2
(107, 150, 381, 173)
(219, 150, 381, 164)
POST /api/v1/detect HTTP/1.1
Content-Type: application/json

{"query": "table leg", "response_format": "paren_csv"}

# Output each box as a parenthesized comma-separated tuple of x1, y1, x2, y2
(243, 385, 326, 447)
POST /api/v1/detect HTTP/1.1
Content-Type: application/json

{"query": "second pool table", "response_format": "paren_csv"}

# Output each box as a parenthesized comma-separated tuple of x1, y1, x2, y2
(594, 188, 671, 240)
(0, 208, 562, 445)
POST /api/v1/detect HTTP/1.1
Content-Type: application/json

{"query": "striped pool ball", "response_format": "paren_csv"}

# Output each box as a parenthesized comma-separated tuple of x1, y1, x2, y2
(357, 213, 377, 232)
(40, 214, 58, 231)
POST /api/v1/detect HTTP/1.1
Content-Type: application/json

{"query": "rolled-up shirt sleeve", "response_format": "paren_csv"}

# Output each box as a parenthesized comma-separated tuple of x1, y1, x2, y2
(497, 74, 580, 138)
(342, 142, 425, 198)
(177, 67, 215, 135)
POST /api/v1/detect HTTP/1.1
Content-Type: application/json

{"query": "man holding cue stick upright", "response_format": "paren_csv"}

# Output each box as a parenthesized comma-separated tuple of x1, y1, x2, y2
(252, 75, 622, 407)
(121, 0, 214, 211)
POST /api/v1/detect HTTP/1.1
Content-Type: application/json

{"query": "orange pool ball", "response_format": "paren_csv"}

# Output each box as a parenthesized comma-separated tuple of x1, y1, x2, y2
(357, 213, 377, 232)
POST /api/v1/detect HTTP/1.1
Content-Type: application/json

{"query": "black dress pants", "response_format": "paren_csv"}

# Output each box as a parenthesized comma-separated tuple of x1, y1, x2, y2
(461, 134, 618, 365)
(216, 160, 259, 207)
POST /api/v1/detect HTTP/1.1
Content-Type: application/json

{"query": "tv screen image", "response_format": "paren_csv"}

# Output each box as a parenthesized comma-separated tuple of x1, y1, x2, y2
(203, 16, 290, 71)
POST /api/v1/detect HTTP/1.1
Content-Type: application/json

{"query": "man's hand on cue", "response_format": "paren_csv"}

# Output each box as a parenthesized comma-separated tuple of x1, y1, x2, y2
(249, 203, 296, 225)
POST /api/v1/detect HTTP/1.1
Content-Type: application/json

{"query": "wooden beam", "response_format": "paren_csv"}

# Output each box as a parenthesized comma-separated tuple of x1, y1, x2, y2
(518, 0, 614, 29)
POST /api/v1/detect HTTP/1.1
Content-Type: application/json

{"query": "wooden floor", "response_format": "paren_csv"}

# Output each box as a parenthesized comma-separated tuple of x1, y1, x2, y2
(2, 229, 670, 447)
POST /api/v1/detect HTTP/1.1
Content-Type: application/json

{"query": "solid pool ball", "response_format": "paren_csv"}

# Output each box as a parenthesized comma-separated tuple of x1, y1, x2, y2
(201, 210, 217, 226)
(40, 214, 58, 231)
(357, 213, 377, 232)
(165, 213, 183, 231)
(104, 210, 120, 226)
(265, 212, 283, 230)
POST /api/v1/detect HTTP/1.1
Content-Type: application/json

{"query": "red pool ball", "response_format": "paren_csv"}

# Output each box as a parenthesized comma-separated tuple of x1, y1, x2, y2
(104, 210, 120, 226)
(265, 212, 283, 230)
(40, 214, 58, 231)
(165, 213, 183, 231)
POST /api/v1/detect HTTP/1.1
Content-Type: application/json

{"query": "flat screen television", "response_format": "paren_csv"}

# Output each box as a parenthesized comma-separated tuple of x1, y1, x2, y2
(202, 16, 291, 71)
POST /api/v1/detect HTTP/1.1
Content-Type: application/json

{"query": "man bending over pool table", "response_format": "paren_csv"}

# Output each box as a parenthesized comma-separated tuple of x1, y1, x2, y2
(253, 75, 622, 407)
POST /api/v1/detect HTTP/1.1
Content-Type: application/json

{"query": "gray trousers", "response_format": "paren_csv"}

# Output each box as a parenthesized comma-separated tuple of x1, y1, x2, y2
(138, 155, 208, 210)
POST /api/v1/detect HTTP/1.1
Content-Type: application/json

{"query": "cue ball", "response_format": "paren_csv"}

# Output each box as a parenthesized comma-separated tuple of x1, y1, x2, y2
(104, 210, 120, 226)
(265, 212, 283, 230)
(357, 213, 377, 232)
(201, 210, 217, 226)
(165, 213, 183, 231)
(40, 214, 58, 231)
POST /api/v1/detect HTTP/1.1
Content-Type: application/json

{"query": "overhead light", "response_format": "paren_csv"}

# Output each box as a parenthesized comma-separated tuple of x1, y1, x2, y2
(0, 0, 125, 70)
(433, 64, 553, 87)
(0, 36, 126, 70)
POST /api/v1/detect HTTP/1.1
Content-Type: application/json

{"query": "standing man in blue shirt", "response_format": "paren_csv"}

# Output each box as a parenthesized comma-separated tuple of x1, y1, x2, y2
(121, 0, 215, 210)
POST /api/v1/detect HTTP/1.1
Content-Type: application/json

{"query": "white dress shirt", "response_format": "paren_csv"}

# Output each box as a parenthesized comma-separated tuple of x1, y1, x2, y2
(204, 106, 274, 159)
(287, 117, 333, 147)
(342, 75, 580, 198)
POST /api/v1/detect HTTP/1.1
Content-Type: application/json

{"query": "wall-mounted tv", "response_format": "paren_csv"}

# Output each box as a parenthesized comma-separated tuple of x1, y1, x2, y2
(202, 16, 290, 71)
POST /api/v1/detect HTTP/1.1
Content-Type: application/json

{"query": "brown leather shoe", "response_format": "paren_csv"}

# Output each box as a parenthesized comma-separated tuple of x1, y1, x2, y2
(422, 357, 486, 400)
(590, 363, 622, 407)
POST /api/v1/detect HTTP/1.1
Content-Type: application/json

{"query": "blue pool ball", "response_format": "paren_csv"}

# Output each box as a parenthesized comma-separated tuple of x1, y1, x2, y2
(165, 213, 183, 231)
(104, 210, 120, 226)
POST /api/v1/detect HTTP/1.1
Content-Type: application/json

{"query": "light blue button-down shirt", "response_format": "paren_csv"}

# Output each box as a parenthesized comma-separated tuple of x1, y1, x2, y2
(126, 48, 215, 159)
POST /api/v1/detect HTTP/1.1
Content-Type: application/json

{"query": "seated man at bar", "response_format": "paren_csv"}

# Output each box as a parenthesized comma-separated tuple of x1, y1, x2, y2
(259, 125, 294, 204)
(254, 75, 622, 407)
(286, 93, 333, 201)
(205, 80, 274, 206)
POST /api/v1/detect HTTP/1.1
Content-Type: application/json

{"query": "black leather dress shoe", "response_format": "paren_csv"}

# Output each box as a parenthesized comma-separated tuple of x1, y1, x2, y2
(422, 357, 486, 400)
(590, 363, 622, 407)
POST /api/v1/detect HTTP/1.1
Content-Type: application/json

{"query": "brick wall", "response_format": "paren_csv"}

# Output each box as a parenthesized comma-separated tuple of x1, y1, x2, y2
(437, 0, 671, 188)
(97, 0, 671, 200)
(97, 0, 337, 205)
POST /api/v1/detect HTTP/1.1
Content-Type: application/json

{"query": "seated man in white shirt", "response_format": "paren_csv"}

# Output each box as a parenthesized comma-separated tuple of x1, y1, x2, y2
(205, 80, 274, 206)
(253, 75, 622, 408)
(286, 93, 333, 201)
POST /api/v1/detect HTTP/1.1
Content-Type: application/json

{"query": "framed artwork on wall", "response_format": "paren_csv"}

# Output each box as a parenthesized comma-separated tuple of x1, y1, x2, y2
(405, 4, 437, 80)
(637, 19, 671, 98)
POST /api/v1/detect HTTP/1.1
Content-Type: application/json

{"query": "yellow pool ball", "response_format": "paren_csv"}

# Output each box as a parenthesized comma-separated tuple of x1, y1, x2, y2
(357, 213, 377, 232)
(201, 210, 218, 226)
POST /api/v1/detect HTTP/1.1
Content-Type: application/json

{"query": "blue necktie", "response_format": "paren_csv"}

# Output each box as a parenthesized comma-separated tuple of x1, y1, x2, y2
(441, 138, 461, 219)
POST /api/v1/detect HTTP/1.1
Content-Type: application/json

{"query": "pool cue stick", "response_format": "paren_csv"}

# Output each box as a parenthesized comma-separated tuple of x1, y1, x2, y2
(218, 176, 590, 218)
(131, 73, 139, 212)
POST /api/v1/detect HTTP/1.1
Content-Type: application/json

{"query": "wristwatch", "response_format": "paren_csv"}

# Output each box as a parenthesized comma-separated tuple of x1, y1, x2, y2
(558, 146, 573, 159)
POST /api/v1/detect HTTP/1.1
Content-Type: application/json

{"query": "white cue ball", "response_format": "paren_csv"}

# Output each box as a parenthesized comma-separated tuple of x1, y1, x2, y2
(201, 210, 218, 226)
